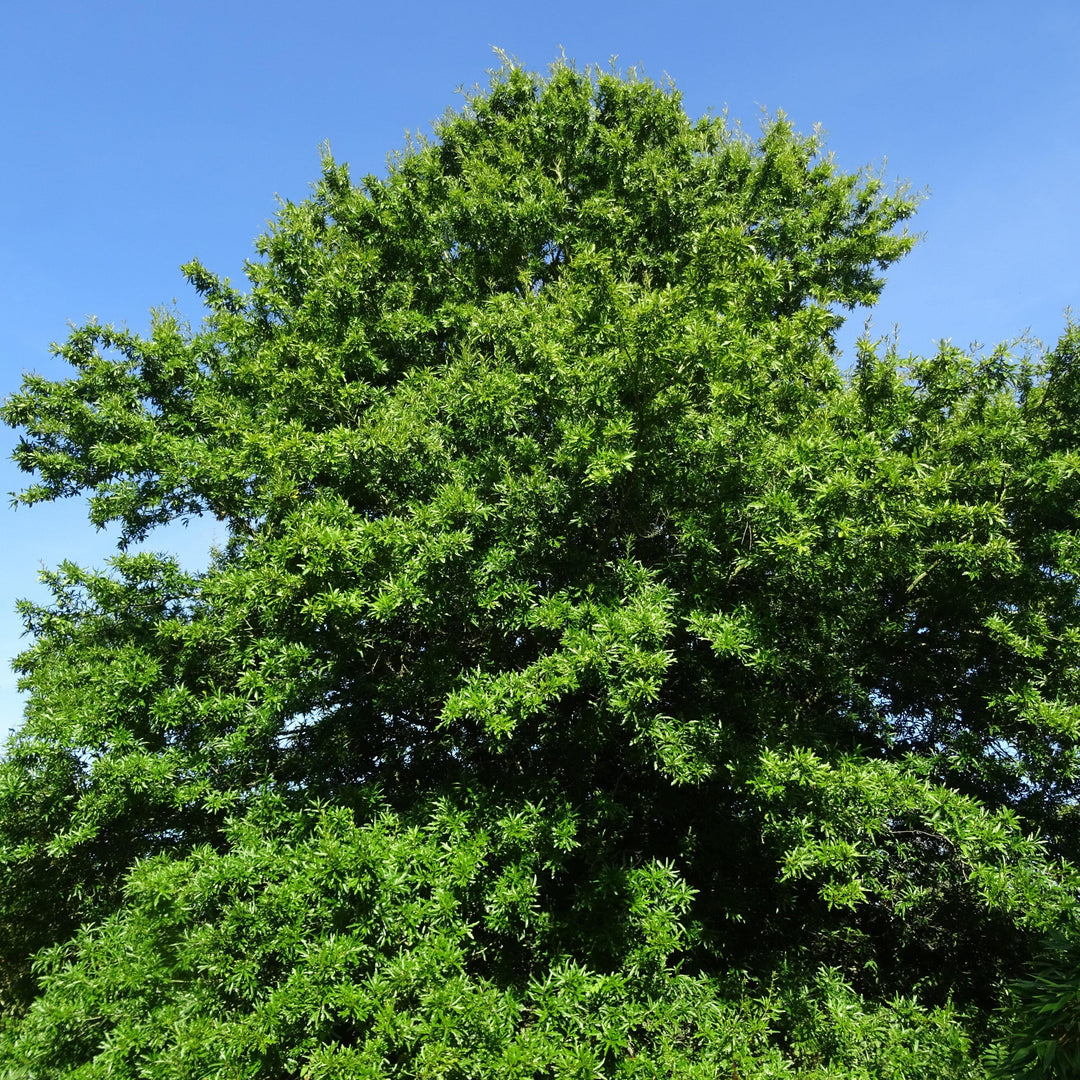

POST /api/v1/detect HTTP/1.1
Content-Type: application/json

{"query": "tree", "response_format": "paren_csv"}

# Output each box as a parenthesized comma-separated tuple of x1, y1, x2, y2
(1, 58, 1077, 1077)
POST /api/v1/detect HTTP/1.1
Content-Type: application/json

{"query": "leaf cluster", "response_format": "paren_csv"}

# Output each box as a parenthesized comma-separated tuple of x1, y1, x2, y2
(1, 56, 1078, 1076)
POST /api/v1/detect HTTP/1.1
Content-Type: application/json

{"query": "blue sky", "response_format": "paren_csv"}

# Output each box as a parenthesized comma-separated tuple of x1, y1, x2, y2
(2, 0, 1078, 735)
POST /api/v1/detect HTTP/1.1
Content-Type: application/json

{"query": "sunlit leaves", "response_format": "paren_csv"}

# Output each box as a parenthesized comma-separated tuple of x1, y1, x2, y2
(1, 54, 1078, 1076)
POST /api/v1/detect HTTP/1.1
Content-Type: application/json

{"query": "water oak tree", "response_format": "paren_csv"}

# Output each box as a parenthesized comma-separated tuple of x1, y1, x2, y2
(2, 60, 1078, 1078)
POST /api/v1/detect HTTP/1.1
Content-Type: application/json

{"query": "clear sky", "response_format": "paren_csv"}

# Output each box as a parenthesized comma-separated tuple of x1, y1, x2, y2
(2, 0, 1078, 736)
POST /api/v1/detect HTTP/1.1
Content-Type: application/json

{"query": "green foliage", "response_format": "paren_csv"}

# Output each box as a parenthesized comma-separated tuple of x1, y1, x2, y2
(1, 56, 1078, 1076)
(988, 931, 1080, 1078)
(1, 795, 981, 1078)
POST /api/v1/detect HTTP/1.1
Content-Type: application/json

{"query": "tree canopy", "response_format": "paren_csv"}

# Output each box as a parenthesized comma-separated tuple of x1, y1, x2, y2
(1, 58, 1078, 1078)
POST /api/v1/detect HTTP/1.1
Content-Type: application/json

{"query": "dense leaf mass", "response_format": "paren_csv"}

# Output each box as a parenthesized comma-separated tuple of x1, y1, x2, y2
(1, 59, 1078, 1076)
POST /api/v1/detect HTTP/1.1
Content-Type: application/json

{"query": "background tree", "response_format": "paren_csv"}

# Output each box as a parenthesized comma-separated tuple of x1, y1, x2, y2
(1, 59, 1077, 1076)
